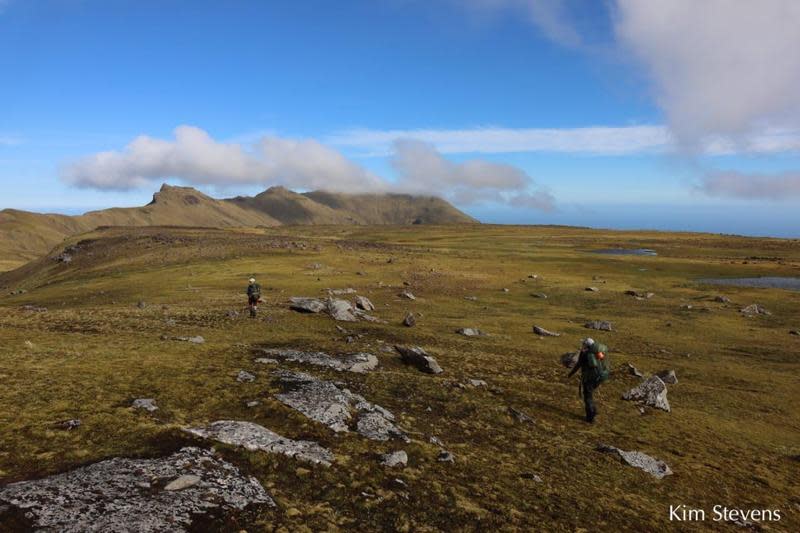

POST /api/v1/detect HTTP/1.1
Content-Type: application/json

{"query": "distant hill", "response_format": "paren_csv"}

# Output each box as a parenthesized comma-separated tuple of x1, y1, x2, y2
(0, 184, 476, 269)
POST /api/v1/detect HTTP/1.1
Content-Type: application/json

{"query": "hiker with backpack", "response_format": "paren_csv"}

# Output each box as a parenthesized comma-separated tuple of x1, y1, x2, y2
(567, 337, 610, 423)
(246, 277, 262, 318)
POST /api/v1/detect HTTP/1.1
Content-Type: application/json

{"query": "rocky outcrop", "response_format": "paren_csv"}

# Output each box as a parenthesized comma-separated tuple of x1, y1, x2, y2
(394, 345, 443, 374)
(622, 375, 670, 412)
(185, 420, 334, 466)
(274, 370, 408, 442)
(289, 297, 327, 314)
(0, 447, 273, 532)
(258, 348, 378, 373)
(596, 444, 673, 479)
(354, 295, 375, 311)
(327, 298, 358, 322)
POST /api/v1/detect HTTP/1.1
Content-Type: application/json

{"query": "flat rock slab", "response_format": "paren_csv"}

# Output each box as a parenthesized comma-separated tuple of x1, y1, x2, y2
(274, 370, 408, 442)
(394, 345, 443, 374)
(161, 335, 205, 344)
(290, 297, 327, 314)
(585, 321, 613, 331)
(185, 420, 334, 466)
(258, 348, 378, 373)
(740, 304, 771, 316)
(533, 325, 560, 337)
(456, 328, 486, 337)
(622, 375, 671, 412)
(327, 298, 358, 322)
(597, 444, 673, 479)
(0, 447, 273, 532)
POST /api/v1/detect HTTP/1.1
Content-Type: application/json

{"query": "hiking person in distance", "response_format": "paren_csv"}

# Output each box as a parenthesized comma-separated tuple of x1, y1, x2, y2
(247, 277, 262, 318)
(567, 337, 610, 423)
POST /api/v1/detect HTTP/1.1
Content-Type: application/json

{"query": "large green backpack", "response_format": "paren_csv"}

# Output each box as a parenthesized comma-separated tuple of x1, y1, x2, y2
(586, 343, 610, 385)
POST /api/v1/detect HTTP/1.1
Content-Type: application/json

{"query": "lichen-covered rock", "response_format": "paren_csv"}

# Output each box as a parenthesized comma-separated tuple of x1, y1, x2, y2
(274, 370, 408, 441)
(624, 363, 644, 378)
(394, 345, 443, 374)
(533, 325, 560, 337)
(184, 420, 334, 466)
(740, 304, 771, 316)
(380, 450, 408, 468)
(654, 369, 678, 384)
(258, 348, 378, 373)
(622, 375, 670, 412)
(596, 444, 673, 479)
(354, 295, 375, 311)
(402, 312, 416, 327)
(327, 298, 358, 322)
(328, 288, 356, 295)
(456, 328, 486, 337)
(0, 447, 273, 532)
(132, 398, 158, 412)
(289, 297, 327, 313)
(236, 370, 256, 383)
(585, 320, 613, 331)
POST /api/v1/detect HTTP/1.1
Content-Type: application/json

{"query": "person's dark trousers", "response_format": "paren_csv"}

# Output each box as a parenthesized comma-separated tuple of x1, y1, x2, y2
(582, 381, 597, 422)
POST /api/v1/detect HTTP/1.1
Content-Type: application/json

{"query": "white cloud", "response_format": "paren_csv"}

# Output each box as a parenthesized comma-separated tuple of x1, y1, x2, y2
(614, 0, 800, 147)
(329, 125, 800, 156)
(461, 0, 582, 47)
(391, 139, 555, 210)
(62, 125, 555, 211)
(700, 170, 800, 199)
(63, 125, 383, 193)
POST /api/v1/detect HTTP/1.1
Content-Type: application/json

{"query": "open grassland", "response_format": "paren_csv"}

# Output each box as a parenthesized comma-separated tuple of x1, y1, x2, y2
(1, 225, 799, 531)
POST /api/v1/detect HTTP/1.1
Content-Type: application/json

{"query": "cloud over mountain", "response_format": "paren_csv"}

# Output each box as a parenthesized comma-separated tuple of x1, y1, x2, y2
(62, 126, 554, 211)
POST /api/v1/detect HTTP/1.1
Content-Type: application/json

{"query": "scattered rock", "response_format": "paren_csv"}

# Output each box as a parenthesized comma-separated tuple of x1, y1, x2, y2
(0, 447, 273, 532)
(398, 291, 416, 300)
(355, 295, 375, 311)
(455, 327, 486, 337)
(164, 475, 201, 492)
(585, 287, 599, 292)
(508, 407, 533, 423)
(54, 419, 81, 431)
(258, 348, 378, 373)
(560, 352, 579, 368)
(528, 274, 539, 279)
(625, 290, 654, 299)
(274, 370, 408, 441)
(429, 436, 444, 446)
(255, 357, 279, 365)
(20, 304, 47, 313)
(226, 309, 240, 319)
(714, 295, 731, 303)
(622, 375, 670, 412)
(654, 369, 678, 384)
(464, 296, 478, 301)
(328, 288, 356, 296)
(596, 444, 673, 479)
(185, 420, 334, 466)
(740, 304, 771, 316)
(530, 293, 548, 299)
(585, 320, 613, 331)
(289, 297, 327, 313)
(624, 363, 644, 378)
(533, 325, 560, 337)
(502, 288, 509, 293)
(380, 450, 408, 468)
(136, 301, 147, 309)
(246, 400, 260, 408)
(308, 262, 324, 270)
(437, 450, 455, 463)
(327, 298, 358, 322)
(402, 312, 416, 327)
(56, 253, 72, 264)
(394, 345, 443, 374)
(131, 398, 158, 412)
(791, 330, 800, 336)
(161, 335, 205, 344)
(237, 370, 256, 383)
(468, 379, 488, 387)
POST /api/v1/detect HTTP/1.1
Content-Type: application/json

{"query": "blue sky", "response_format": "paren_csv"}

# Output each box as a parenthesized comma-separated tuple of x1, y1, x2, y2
(1, 0, 799, 237)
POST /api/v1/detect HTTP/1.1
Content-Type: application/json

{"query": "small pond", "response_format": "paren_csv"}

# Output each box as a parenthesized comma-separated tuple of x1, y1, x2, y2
(697, 277, 800, 290)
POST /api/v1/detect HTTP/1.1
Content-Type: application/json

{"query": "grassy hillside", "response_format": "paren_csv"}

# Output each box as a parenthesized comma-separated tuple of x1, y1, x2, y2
(0, 185, 474, 271)
(0, 225, 798, 531)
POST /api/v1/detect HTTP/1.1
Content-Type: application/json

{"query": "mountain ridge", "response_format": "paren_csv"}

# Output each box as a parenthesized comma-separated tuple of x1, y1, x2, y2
(0, 184, 477, 270)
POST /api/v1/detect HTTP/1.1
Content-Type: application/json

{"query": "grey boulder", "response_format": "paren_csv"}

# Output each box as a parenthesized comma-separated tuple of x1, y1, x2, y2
(622, 375, 670, 412)
(395, 345, 443, 374)
(533, 325, 560, 337)
(597, 444, 673, 479)
(585, 320, 613, 331)
(258, 348, 378, 373)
